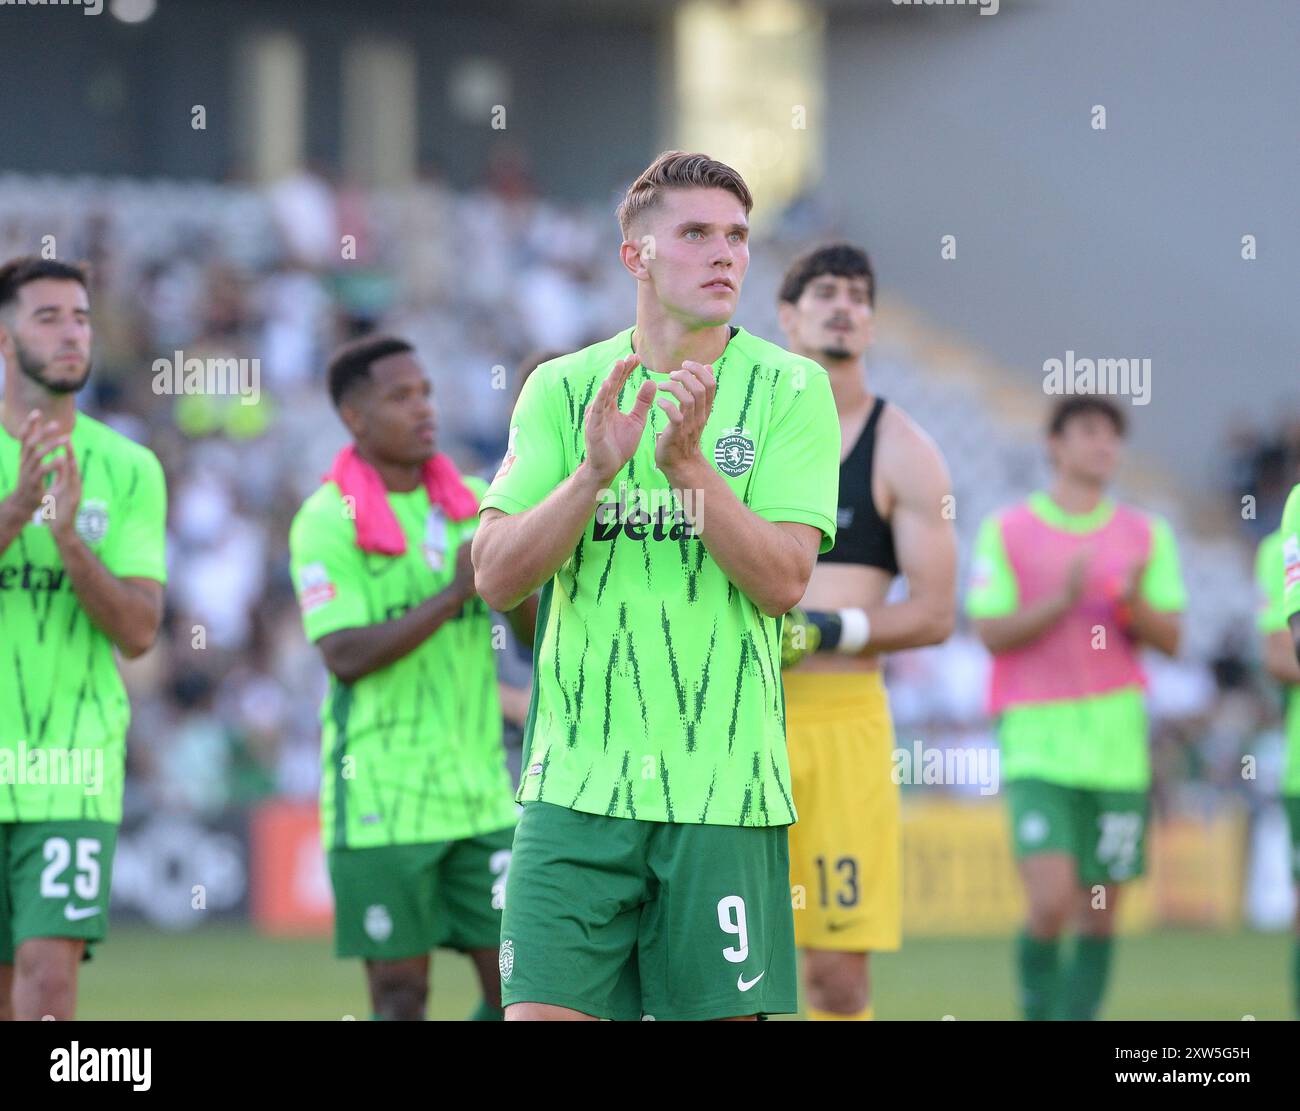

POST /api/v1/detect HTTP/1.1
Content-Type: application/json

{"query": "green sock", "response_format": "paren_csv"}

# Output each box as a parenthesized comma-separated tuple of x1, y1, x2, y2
(1293, 938, 1300, 1020)
(469, 999, 504, 1021)
(1059, 936, 1113, 1021)
(1017, 931, 1061, 1021)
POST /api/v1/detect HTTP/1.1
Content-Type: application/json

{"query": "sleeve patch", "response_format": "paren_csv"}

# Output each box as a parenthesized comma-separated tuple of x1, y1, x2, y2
(297, 561, 337, 613)
(494, 425, 519, 480)
(1284, 537, 1300, 589)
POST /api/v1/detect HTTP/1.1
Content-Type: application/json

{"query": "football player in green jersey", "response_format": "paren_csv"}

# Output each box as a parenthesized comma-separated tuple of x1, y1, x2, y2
(1274, 483, 1300, 1015)
(0, 257, 167, 1020)
(475, 152, 841, 1020)
(289, 335, 533, 1020)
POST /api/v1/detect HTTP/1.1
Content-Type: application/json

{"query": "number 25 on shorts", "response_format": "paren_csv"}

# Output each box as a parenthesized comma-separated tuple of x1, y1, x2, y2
(41, 837, 102, 901)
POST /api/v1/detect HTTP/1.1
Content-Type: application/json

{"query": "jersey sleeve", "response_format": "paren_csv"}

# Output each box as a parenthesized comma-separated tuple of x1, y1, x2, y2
(1138, 515, 1186, 613)
(1255, 532, 1286, 635)
(102, 449, 168, 583)
(746, 362, 840, 553)
(1281, 484, 1300, 621)
(289, 494, 370, 643)
(480, 369, 568, 516)
(965, 513, 1018, 619)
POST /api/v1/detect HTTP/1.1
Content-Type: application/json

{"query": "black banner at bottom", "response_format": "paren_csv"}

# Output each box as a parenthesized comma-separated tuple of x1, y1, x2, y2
(1, 1017, 1290, 1097)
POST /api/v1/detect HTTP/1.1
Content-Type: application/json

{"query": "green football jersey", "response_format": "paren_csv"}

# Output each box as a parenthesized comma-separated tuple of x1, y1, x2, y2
(1281, 484, 1300, 623)
(0, 413, 167, 823)
(481, 325, 840, 827)
(289, 473, 516, 850)
(1257, 525, 1300, 796)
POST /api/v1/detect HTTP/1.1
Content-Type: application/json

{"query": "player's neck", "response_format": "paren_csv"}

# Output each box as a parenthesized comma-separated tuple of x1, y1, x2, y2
(1, 382, 78, 438)
(631, 303, 731, 374)
(355, 442, 423, 493)
(1047, 477, 1107, 516)
(802, 350, 870, 415)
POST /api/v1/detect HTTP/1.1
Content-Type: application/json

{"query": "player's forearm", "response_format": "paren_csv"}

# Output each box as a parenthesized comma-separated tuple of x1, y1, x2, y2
(669, 458, 808, 617)
(52, 533, 160, 657)
(319, 586, 468, 684)
(973, 594, 1071, 655)
(0, 496, 28, 560)
(1126, 599, 1180, 657)
(851, 594, 956, 654)
(473, 463, 608, 611)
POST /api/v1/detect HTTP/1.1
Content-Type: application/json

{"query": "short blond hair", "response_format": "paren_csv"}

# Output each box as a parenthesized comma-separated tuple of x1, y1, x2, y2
(615, 150, 753, 239)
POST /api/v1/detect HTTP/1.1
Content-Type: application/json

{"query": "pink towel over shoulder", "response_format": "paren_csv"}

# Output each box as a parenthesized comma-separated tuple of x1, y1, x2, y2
(324, 444, 479, 555)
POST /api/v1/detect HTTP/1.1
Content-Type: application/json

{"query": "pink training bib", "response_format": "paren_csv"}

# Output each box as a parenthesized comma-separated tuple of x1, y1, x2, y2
(989, 501, 1152, 712)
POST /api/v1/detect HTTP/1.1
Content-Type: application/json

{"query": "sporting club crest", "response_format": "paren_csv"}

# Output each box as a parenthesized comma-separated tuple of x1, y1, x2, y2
(713, 429, 755, 478)
(75, 499, 110, 545)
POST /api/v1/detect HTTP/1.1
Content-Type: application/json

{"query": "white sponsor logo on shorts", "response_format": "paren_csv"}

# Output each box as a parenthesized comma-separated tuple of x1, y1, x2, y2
(737, 970, 765, 992)
(364, 904, 393, 942)
(1019, 811, 1050, 845)
(64, 905, 101, 922)
(489, 849, 510, 912)
(499, 938, 515, 982)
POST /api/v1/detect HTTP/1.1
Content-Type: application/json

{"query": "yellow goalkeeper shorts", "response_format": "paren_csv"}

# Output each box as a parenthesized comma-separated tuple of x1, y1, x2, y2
(785, 670, 901, 953)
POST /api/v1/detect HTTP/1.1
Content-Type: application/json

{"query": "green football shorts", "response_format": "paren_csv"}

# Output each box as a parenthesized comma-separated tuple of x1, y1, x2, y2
(499, 801, 797, 1021)
(1006, 778, 1149, 885)
(328, 825, 514, 960)
(0, 820, 118, 964)
(1284, 796, 1300, 883)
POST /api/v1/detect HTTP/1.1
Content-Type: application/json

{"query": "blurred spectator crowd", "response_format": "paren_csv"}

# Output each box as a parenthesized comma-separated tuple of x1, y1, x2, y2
(0, 168, 1288, 827)
(1226, 416, 1300, 543)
